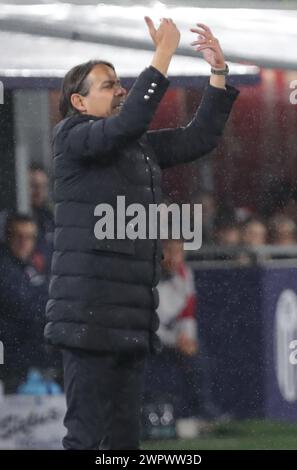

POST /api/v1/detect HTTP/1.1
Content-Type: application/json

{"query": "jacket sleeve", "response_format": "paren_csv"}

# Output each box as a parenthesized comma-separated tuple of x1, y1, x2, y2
(147, 83, 239, 169)
(63, 66, 170, 161)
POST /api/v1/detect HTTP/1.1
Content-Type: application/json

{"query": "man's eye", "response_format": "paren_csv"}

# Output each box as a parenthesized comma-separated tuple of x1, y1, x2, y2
(102, 82, 120, 89)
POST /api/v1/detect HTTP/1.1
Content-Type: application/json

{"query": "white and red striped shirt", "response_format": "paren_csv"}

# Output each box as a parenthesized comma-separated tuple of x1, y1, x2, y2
(157, 263, 197, 346)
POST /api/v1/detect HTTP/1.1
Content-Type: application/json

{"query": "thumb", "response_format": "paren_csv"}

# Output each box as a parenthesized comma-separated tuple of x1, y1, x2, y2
(144, 16, 156, 39)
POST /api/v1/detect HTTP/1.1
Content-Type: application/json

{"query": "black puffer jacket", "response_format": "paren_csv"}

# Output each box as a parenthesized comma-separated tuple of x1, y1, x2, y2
(44, 66, 239, 354)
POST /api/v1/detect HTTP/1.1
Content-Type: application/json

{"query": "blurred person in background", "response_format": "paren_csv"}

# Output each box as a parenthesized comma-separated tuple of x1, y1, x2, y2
(0, 214, 49, 393)
(213, 205, 240, 247)
(269, 215, 297, 246)
(29, 164, 54, 273)
(240, 217, 267, 247)
(214, 221, 240, 247)
(144, 238, 225, 426)
(157, 239, 198, 354)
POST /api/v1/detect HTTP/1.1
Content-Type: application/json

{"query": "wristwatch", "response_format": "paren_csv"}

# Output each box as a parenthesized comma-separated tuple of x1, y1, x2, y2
(211, 63, 229, 76)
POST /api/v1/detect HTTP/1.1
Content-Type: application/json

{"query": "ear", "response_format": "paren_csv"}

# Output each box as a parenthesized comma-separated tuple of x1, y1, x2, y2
(70, 93, 87, 113)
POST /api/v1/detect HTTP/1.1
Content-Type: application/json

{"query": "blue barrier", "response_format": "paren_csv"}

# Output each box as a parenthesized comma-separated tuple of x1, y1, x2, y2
(194, 266, 297, 421)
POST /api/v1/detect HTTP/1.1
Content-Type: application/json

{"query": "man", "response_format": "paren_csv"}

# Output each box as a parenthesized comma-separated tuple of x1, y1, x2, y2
(44, 17, 239, 449)
(156, 239, 198, 354)
(0, 214, 48, 392)
(145, 238, 225, 426)
(269, 215, 297, 246)
(29, 164, 54, 273)
(240, 217, 267, 247)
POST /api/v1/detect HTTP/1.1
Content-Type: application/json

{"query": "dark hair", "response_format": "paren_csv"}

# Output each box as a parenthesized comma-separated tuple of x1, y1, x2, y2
(30, 162, 45, 172)
(5, 213, 37, 242)
(59, 60, 115, 118)
(29, 162, 48, 178)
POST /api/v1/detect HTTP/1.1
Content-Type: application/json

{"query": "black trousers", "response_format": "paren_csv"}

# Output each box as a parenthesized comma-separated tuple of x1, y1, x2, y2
(62, 348, 146, 450)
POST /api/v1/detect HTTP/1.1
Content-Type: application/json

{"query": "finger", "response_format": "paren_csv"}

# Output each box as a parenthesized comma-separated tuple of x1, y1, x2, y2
(167, 18, 176, 25)
(190, 39, 208, 46)
(144, 16, 156, 30)
(191, 34, 204, 41)
(195, 44, 217, 52)
(205, 38, 218, 46)
(164, 18, 173, 26)
(190, 27, 208, 35)
(196, 23, 212, 34)
(190, 28, 210, 39)
(144, 16, 156, 36)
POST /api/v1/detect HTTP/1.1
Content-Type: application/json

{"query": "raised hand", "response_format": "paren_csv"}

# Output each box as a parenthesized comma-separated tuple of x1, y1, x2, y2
(145, 16, 180, 55)
(190, 23, 225, 69)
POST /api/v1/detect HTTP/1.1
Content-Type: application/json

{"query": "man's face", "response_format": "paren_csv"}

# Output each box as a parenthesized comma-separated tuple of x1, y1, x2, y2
(217, 227, 240, 246)
(74, 64, 127, 118)
(241, 221, 267, 247)
(9, 222, 37, 262)
(30, 169, 49, 208)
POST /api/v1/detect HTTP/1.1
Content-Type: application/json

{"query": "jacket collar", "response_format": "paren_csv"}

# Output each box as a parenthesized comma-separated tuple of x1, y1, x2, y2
(53, 113, 102, 141)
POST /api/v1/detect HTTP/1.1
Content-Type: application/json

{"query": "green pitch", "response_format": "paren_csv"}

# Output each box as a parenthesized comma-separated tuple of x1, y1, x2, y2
(142, 420, 297, 450)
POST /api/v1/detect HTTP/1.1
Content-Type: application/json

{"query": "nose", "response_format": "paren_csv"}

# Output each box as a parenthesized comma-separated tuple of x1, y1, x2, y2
(115, 85, 127, 96)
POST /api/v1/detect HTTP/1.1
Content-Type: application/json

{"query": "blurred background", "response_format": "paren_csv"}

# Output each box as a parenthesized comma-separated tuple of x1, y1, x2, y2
(0, 0, 297, 450)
